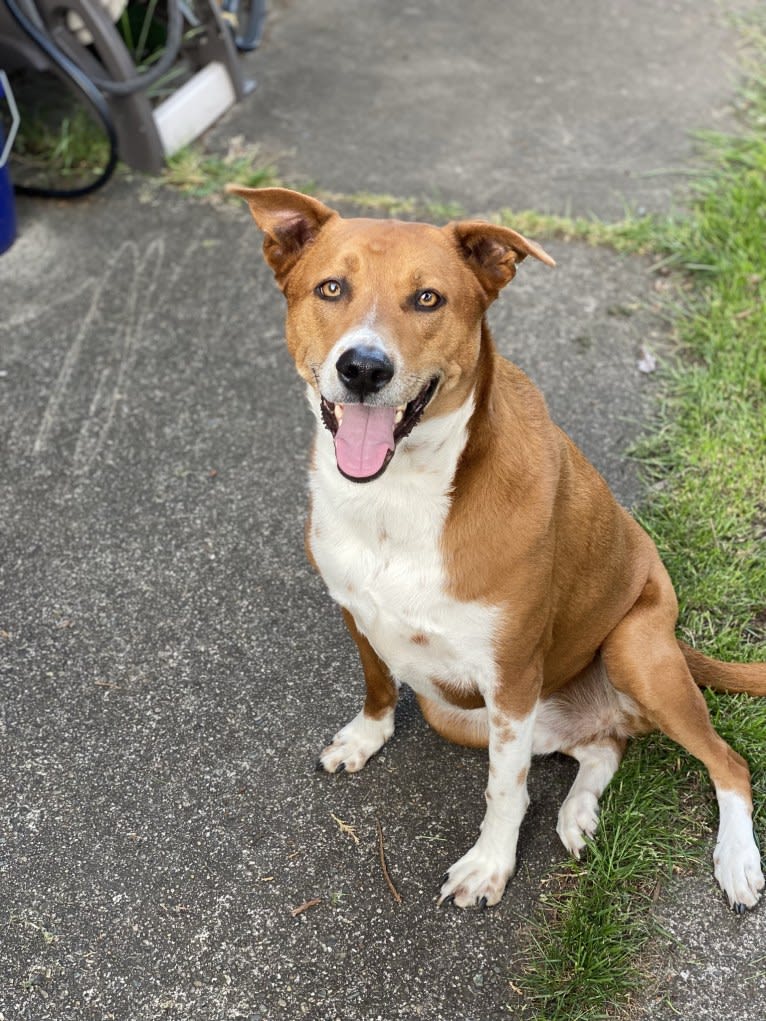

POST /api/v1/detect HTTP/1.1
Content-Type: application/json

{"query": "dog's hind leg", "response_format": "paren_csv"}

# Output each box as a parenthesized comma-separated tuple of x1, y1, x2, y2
(319, 609, 399, 773)
(601, 566, 765, 911)
(555, 737, 626, 858)
(532, 656, 646, 858)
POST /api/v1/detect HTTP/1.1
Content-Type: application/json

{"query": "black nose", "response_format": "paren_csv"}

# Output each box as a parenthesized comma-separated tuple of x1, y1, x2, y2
(336, 346, 395, 399)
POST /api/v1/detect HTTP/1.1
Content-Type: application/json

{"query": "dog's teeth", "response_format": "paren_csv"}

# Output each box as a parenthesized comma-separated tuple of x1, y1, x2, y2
(334, 405, 344, 422)
(395, 409, 404, 424)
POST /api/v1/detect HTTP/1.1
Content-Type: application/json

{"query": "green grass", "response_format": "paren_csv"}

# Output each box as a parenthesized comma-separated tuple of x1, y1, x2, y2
(164, 142, 281, 198)
(522, 737, 706, 1021)
(10, 107, 111, 184)
(517, 22, 766, 1021)
(315, 190, 466, 221)
(495, 206, 661, 254)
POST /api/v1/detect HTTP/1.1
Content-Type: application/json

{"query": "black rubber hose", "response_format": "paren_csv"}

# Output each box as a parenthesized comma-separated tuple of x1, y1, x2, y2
(85, 0, 183, 97)
(3, 0, 119, 198)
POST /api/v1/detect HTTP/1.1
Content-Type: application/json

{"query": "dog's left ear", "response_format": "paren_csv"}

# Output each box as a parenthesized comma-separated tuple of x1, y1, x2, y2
(448, 221, 555, 301)
(226, 185, 337, 287)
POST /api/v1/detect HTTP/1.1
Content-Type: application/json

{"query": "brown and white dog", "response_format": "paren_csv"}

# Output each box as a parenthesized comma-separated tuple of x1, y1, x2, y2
(230, 185, 766, 911)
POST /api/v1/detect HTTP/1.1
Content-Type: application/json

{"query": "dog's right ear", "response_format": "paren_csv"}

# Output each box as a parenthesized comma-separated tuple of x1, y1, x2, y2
(226, 186, 337, 287)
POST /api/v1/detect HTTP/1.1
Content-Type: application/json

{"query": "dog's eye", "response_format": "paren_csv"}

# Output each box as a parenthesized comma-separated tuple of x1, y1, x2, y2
(414, 289, 444, 310)
(316, 279, 344, 300)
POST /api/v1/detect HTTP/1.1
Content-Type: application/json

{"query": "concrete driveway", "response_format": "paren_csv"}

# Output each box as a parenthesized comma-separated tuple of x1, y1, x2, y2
(1, 2, 762, 1018)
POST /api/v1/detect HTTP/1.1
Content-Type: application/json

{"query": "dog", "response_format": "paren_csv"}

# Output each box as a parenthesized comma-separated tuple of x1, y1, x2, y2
(229, 185, 766, 911)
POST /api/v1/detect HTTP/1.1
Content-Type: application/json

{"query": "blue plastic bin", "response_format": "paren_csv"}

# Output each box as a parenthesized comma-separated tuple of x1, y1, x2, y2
(1, 74, 18, 254)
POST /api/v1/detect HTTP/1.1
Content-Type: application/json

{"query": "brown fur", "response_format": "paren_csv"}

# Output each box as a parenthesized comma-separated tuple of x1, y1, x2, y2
(230, 185, 766, 906)
(229, 183, 766, 747)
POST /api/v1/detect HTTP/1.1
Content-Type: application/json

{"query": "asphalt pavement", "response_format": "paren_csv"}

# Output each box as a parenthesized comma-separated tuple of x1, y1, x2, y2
(1, 1, 764, 1019)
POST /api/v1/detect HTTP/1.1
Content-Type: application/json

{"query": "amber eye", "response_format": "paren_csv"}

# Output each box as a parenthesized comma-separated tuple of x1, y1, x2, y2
(316, 279, 344, 300)
(415, 289, 443, 310)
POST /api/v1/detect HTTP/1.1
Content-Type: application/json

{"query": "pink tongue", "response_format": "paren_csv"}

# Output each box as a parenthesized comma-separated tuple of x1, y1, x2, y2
(334, 404, 397, 479)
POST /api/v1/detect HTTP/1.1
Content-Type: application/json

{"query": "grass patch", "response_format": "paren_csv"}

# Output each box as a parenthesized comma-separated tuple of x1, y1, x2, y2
(317, 190, 466, 221)
(495, 206, 661, 255)
(518, 21, 766, 1021)
(10, 109, 282, 199)
(163, 139, 281, 198)
(10, 104, 111, 187)
(523, 737, 706, 1021)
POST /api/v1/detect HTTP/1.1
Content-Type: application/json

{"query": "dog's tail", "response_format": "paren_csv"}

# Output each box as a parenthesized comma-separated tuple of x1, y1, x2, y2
(417, 645, 765, 747)
(680, 641, 766, 696)
(415, 694, 489, 749)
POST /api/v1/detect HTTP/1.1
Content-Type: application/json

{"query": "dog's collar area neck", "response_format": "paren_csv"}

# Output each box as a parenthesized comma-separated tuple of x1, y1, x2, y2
(320, 376, 439, 482)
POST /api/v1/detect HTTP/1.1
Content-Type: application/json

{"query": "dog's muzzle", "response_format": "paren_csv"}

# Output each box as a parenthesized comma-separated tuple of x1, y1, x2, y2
(321, 375, 439, 483)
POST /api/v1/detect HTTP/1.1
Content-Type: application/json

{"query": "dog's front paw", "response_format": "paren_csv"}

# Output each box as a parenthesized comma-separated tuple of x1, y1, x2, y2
(556, 790, 600, 859)
(318, 709, 394, 774)
(438, 841, 515, 908)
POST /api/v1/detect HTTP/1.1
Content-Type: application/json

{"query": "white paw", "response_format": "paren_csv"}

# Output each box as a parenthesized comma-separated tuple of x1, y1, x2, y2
(556, 790, 600, 859)
(319, 710, 394, 774)
(714, 832, 764, 911)
(714, 790, 764, 911)
(438, 840, 515, 908)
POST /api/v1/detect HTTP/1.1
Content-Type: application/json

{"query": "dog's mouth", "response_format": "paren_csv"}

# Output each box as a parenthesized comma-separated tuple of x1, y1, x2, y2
(320, 376, 439, 482)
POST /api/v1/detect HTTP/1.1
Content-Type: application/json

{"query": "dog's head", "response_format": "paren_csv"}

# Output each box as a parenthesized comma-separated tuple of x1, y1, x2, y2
(229, 186, 554, 482)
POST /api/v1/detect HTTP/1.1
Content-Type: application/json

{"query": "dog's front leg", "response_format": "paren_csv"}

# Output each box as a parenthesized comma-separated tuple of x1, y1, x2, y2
(439, 679, 539, 908)
(319, 609, 398, 773)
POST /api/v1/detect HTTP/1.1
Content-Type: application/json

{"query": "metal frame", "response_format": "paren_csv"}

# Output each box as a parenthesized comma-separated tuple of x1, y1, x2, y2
(0, 0, 255, 173)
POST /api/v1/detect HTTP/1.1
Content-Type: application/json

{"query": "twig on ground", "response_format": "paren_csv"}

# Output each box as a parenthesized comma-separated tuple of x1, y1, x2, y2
(330, 812, 360, 845)
(291, 898, 321, 917)
(376, 818, 402, 905)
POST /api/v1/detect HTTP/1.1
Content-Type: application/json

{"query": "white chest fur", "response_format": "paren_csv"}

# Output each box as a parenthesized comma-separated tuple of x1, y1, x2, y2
(308, 395, 500, 699)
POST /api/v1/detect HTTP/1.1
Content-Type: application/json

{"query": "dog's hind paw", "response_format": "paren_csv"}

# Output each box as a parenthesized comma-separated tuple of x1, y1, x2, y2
(714, 837, 764, 912)
(318, 708, 395, 774)
(714, 791, 765, 911)
(556, 790, 600, 859)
